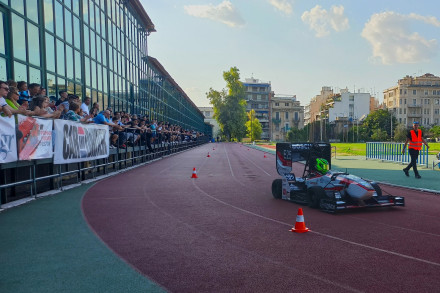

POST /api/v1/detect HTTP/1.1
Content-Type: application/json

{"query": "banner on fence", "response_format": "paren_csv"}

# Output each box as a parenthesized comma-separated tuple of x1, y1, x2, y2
(17, 115, 53, 160)
(0, 116, 18, 163)
(53, 120, 109, 164)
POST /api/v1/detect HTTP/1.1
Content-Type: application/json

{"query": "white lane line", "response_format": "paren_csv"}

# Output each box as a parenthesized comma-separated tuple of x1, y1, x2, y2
(191, 181, 362, 293)
(192, 182, 440, 268)
(223, 144, 235, 177)
(240, 149, 272, 176)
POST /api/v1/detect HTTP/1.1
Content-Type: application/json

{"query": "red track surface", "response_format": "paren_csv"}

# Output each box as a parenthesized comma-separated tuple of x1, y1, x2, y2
(82, 143, 440, 293)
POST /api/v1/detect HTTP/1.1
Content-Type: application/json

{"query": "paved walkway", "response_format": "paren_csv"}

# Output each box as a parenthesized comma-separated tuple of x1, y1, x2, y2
(251, 144, 440, 193)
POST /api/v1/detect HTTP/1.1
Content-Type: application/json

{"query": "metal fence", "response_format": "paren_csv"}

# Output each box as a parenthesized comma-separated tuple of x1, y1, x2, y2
(366, 142, 429, 167)
(0, 129, 209, 208)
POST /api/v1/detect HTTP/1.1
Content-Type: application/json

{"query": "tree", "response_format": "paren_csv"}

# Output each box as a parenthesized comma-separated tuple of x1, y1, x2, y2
(358, 109, 396, 141)
(431, 125, 440, 139)
(207, 67, 247, 141)
(393, 124, 408, 142)
(287, 127, 308, 142)
(245, 109, 262, 141)
(371, 128, 389, 141)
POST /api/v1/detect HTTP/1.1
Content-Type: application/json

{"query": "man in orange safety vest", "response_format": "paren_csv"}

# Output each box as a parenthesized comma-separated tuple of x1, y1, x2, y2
(402, 121, 429, 179)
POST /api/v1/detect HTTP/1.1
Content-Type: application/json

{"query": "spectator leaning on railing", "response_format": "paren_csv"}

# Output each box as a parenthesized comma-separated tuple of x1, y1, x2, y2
(30, 95, 61, 119)
(64, 102, 93, 122)
(4, 87, 31, 116)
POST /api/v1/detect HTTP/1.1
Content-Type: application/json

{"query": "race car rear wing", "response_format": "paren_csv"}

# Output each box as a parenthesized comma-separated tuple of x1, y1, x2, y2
(276, 142, 332, 176)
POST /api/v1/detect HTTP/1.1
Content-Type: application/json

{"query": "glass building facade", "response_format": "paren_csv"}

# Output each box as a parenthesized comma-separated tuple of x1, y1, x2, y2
(0, 0, 205, 131)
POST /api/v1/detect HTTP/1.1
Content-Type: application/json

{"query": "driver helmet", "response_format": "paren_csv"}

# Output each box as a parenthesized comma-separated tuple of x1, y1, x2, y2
(315, 158, 329, 174)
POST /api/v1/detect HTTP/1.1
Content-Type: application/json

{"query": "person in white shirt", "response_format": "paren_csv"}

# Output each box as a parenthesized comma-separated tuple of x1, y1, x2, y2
(0, 81, 12, 117)
(80, 96, 91, 115)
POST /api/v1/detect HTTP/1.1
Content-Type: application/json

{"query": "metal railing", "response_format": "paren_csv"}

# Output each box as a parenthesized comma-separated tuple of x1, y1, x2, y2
(366, 142, 429, 167)
(0, 128, 208, 208)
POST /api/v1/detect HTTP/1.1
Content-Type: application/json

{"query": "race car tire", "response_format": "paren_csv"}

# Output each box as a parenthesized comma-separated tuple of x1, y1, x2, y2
(271, 179, 282, 199)
(308, 186, 325, 208)
(370, 182, 382, 197)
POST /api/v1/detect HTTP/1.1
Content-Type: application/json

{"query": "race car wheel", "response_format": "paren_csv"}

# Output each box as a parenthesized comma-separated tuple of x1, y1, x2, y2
(271, 179, 282, 199)
(308, 186, 326, 208)
(370, 182, 382, 197)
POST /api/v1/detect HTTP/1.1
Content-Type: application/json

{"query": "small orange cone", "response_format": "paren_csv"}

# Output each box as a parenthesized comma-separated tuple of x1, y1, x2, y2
(191, 167, 198, 178)
(207, 152, 210, 157)
(290, 208, 309, 233)
(264, 153, 267, 158)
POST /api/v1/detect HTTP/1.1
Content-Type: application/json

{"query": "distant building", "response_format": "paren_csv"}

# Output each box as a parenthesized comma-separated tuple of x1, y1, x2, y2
(327, 88, 371, 122)
(383, 73, 440, 127)
(243, 78, 272, 140)
(199, 106, 220, 138)
(270, 95, 304, 141)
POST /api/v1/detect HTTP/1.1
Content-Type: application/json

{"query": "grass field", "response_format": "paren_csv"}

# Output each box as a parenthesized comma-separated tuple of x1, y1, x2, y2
(257, 142, 440, 156)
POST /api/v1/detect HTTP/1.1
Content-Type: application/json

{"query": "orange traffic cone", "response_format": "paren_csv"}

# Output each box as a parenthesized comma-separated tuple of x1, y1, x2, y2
(290, 208, 309, 233)
(191, 167, 198, 178)
(264, 153, 267, 158)
(207, 152, 210, 157)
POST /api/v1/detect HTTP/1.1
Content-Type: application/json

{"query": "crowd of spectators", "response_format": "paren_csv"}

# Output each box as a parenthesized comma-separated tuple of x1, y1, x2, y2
(0, 80, 205, 151)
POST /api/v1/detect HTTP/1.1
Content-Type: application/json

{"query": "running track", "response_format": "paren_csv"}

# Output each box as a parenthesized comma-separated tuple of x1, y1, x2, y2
(82, 143, 440, 293)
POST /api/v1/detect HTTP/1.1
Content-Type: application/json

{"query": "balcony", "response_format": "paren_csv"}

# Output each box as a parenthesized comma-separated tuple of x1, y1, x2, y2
(407, 104, 422, 108)
(407, 113, 422, 118)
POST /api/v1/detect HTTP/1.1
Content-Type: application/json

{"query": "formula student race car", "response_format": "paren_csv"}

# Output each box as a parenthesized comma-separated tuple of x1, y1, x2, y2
(271, 142, 405, 212)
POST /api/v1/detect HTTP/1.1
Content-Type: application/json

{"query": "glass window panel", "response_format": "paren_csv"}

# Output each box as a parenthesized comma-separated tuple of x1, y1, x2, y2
(29, 67, 40, 84)
(14, 0, 25, 15)
(102, 67, 107, 94)
(85, 56, 90, 86)
(43, 0, 54, 32)
(47, 73, 56, 96)
(95, 5, 100, 35)
(66, 45, 73, 79)
(0, 58, 6, 81)
(89, 3, 94, 30)
(0, 0, 7, 5)
(67, 80, 74, 94)
(57, 76, 66, 92)
(0, 13, 4, 55)
(90, 31, 95, 59)
(73, 16, 80, 49)
(14, 61, 27, 81)
(97, 64, 101, 91)
(65, 10, 72, 44)
(85, 87, 91, 101)
(91, 89, 97, 107)
(83, 0, 88, 24)
(84, 26, 89, 56)
(74, 50, 81, 82)
(108, 47, 112, 69)
(27, 23, 40, 66)
(91, 60, 96, 89)
(101, 39, 106, 66)
(74, 83, 82, 96)
(26, 0, 39, 23)
(96, 36, 101, 63)
(72, 0, 79, 15)
(101, 11, 106, 37)
(56, 39, 65, 76)
(45, 33, 55, 72)
(64, 0, 71, 10)
(12, 14, 26, 61)
(55, 1, 64, 39)
(109, 71, 113, 91)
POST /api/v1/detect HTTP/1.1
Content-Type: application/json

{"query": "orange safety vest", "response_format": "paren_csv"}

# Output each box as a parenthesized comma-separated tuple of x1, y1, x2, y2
(409, 129, 422, 150)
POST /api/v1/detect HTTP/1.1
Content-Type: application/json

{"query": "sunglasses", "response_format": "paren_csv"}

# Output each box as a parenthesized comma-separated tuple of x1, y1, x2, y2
(1, 86, 10, 91)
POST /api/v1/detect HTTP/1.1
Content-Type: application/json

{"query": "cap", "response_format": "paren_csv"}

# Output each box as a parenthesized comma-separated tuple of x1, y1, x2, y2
(413, 121, 419, 124)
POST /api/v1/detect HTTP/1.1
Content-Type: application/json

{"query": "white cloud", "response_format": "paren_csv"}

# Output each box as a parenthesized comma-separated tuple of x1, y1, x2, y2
(184, 1, 245, 27)
(268, 0, 293, 15)
(301, 5, 349, 37)
(361, 12, 439, 64)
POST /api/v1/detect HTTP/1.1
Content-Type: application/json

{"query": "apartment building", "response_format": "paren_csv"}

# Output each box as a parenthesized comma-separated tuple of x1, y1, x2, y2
(243, 78, 272, 140)
(271, 95, 304, 141)
(383, 73, 440, 127)
(199, 106, 220, 138)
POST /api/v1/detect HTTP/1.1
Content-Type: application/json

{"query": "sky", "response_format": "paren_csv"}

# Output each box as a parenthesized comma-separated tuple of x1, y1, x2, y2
(140, 0, 440, 107)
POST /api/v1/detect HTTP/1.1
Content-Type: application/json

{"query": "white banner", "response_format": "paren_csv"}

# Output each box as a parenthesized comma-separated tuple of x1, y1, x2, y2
(17, 115, 53, 160)
(0, 116, 18, 163)
(53, 120, 109, 164)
